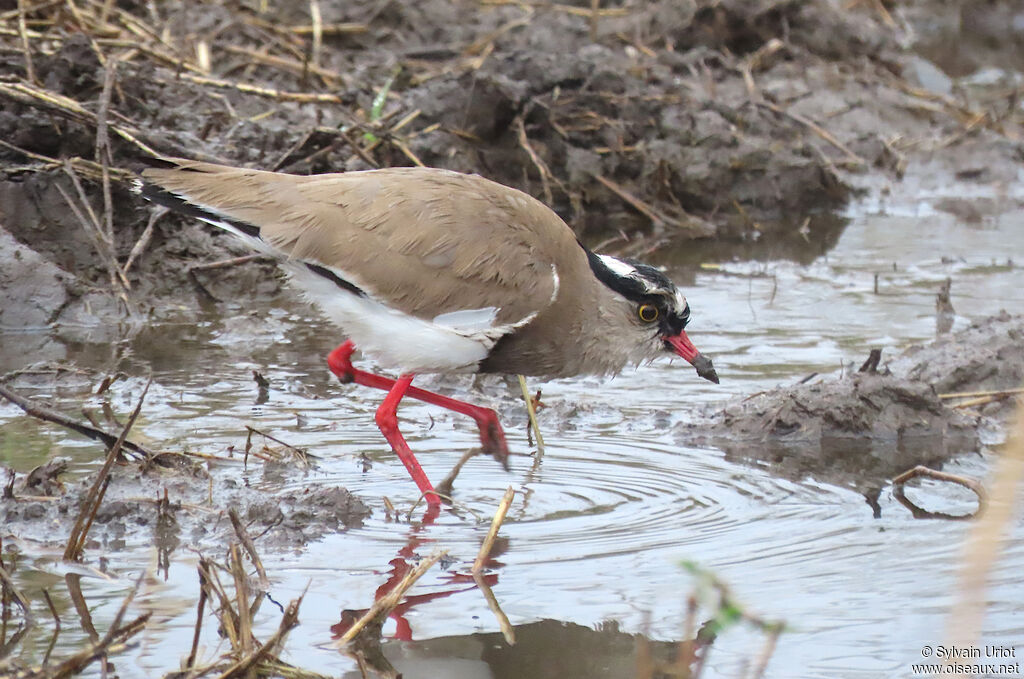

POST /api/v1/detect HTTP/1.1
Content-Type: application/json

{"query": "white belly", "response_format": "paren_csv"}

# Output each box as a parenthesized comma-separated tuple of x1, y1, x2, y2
(286, 264, 491, 374)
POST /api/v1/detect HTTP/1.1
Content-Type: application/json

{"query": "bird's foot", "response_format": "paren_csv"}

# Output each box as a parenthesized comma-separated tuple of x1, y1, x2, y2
(476, 414, 510, 471)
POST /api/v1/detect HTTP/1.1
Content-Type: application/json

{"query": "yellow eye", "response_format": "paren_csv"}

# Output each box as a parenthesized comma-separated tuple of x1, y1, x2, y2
(638, 304, 659, 323)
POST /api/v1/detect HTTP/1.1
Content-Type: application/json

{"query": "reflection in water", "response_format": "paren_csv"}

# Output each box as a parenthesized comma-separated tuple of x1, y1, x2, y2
(333, 503, 503, 676)
(356, 619, 681, 679)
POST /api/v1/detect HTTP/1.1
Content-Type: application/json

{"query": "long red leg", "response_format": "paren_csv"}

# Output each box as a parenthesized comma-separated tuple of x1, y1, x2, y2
(375, 374, 441, 506)
(327, 341, 510, 496)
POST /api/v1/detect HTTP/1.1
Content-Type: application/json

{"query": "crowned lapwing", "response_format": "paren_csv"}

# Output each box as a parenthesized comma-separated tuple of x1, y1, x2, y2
(138, 158, 718, 505)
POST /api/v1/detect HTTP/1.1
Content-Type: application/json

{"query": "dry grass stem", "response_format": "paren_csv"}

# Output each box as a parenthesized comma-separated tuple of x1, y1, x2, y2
(228, 507, 270, 590)
(308, 0, 322, 69)
(516, 115, 556, 205)
(473, 486, 516, 574)
(124, 206, 166, 274)
(517, 374, 545, 455)
(594, 173, 668, 229)
(223, 44, 345, 85)
(17, 0, 37, 84)
(757, 100, 866, 167)
(176, 72, 344, 103)
(63, 377, 152, 561)
(945, 399, 1024, 651)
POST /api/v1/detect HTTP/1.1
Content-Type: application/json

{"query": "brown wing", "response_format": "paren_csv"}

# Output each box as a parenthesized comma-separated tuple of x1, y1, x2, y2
(142, 159, 578, 326)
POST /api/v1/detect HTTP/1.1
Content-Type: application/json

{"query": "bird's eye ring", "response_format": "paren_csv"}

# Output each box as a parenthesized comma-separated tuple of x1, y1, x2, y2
(638, 304, 659, 323)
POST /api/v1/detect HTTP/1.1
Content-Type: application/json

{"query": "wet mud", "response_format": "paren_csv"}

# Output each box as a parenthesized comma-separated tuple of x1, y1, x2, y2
(678, 312, 1023, 509)
(1, 453, 371, 555)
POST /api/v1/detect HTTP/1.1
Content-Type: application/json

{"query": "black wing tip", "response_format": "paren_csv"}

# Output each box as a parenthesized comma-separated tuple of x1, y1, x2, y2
(304, 262, 367, 297)
(136, 180, 263, 240)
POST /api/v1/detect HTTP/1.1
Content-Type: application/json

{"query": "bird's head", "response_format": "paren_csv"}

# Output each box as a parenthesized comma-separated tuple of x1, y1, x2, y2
(586, 251, 719, 384)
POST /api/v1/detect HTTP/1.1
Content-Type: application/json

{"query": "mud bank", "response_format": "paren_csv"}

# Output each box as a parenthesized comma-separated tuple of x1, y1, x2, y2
(2, 0, 1024, 334)
(1, 450, 371, 554)
(676, 312, 1023, 504)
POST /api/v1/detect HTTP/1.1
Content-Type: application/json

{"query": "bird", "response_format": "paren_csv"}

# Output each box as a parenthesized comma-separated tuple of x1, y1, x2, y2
(137, 157, 719, 506)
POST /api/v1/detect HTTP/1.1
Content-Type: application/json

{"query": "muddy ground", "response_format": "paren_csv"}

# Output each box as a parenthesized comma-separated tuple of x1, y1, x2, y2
(2, 0, 1024, 335)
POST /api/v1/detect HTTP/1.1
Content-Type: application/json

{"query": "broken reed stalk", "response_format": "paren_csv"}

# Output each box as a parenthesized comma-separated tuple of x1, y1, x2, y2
(335, 550, 448, 645)
(945, 396, 1024, 651)
(214, 593, 304, 679)
(229, 543, 254, 657)
(517, 375, 545, 455)
(94, 55, 118, 247)
(64, 377, 152, 561)
(17, 0, 36, 85)
(201, 557, 242, 650)
(473, 485, 516, 573)
(229, 507, 270, 590)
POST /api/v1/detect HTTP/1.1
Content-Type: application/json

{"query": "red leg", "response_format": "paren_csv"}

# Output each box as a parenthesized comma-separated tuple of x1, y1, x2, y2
(375, 374, 441, 506)
(327, 341, 510, 493)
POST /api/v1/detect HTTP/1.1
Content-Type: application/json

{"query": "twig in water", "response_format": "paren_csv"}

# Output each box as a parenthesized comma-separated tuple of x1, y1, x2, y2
(0, 383, 154, 455)
(518, 375, 545, 455)
(435, 449, 479, 499)
(185, 561, 208, 670)
(891, 465, 987, 520)
(473, 486, 515, 573)
(48, 572, 150, 679)
(42, 587, 62, 664)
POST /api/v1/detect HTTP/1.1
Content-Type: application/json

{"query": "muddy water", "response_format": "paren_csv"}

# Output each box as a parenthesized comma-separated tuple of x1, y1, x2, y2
(3, 187, 1024, 678)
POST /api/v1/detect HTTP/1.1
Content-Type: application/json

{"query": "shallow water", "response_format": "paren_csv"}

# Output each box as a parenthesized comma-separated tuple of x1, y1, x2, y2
(2, 186, 1024, 678)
